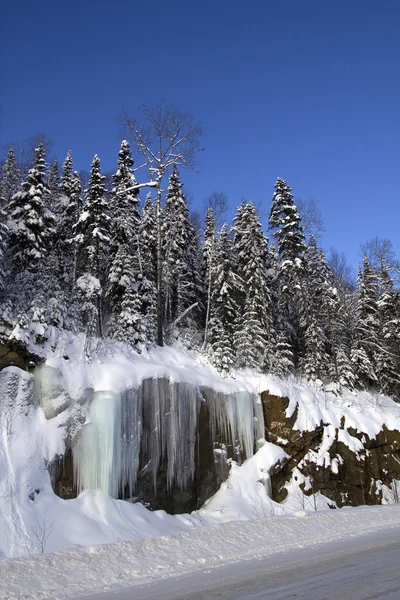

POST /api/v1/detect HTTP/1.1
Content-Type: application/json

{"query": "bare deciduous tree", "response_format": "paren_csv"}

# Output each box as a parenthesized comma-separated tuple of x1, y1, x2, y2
(360, 236, 399, 278)
(296, 197, 325, 240)
(328, 248, 355, 292)
(118, 101, 204, 345)
(204, 191, 228, 230)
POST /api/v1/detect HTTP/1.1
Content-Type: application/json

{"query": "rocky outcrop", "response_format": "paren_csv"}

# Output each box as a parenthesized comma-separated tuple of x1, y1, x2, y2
(0, 328, 44, 372)
(262, 391, 400, 507)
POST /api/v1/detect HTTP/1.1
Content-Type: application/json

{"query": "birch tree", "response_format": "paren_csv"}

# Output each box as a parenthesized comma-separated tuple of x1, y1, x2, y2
(118, 101, 203, 345)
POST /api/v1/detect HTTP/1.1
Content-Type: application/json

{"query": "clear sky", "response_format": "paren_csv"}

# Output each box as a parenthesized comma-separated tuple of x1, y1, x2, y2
(1, 0, 399, 271)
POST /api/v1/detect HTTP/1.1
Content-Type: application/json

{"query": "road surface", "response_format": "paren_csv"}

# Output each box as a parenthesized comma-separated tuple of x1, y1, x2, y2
(79, 526, 400, 600)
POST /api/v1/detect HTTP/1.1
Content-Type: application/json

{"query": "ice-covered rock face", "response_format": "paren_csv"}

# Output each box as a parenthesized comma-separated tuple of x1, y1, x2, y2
(71, 378, 264, 501)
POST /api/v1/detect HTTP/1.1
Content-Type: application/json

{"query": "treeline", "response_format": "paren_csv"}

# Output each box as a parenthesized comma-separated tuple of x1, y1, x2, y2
(0, 139, 400, 398)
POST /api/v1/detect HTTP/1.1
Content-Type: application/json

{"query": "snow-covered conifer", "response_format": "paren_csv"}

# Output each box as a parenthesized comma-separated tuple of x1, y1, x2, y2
(268, 178, 307, 366)
(269, 178, 307, 288)
(8, 140, 55, 274)
(139, 194, 157, 345)
(161, 166, 202, 335)
(351, 258, 380, 388)
(202, 207, 216, 348)
(207, 224, 241, 375)
(0, 145, 20, 210)
(300, 236, 331, 380)
(74, 155, 110, 336)
(106, 141, 146, 350)
(376, 265, 400, 397)
(233, 202, 273, 371)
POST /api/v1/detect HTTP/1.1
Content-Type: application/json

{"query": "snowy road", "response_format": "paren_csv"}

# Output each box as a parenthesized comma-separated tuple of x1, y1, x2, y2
(3, 506, 400, 599)
(81, 527, 400, 600)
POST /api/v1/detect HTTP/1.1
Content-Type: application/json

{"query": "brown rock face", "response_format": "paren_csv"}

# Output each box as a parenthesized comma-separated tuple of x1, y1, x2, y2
(0, 340, 43, 372)
(262, 390, 400, 507)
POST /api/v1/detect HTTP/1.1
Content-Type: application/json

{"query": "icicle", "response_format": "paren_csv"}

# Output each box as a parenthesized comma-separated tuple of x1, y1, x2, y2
(73, 391, 122, 497)
(141, 378, 200, 492)
(73, 379, 265, 499)
(204, 388, 263, 461)
(120, 387, 142, 498)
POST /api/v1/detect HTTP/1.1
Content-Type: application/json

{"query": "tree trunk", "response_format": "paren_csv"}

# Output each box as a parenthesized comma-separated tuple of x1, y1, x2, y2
(156, 183, 163, 346)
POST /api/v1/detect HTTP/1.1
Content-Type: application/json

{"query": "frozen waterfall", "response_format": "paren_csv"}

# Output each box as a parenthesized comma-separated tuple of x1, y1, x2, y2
(73, 378, 264, 498)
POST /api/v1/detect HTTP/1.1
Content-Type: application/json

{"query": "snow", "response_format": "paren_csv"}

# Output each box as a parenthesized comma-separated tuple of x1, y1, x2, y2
(1, 505, 400, 600)
(2, 335, 400, 597)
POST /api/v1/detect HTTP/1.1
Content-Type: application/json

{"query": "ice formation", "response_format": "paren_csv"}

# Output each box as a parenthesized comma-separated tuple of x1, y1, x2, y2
(73, 378, 264, 498)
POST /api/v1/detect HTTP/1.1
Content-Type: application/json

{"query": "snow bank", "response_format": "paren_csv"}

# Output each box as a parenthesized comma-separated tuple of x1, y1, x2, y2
(2, 504, 400, 600)
(2, 334, 400, 567)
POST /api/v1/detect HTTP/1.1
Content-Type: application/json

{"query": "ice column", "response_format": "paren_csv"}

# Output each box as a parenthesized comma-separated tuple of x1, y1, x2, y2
(73, 391, 122, 497)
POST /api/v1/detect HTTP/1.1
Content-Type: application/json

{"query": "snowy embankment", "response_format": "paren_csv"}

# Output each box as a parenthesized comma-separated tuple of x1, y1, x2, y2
(2, 333, 400, 597)
(2, 504, 400, 600)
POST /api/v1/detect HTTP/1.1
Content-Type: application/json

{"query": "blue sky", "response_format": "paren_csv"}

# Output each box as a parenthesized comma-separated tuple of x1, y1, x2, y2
(1, 0, 399, 271)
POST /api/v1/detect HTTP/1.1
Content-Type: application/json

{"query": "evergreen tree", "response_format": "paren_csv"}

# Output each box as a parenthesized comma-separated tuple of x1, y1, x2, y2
(351, 258, 380, 388)
(74, 155, 110, 336)
(139, 194, 157, 345)
(207, 224, 241, 375)
(267, 243, 295, 377)
(0, 145, 20, 211)
(202, 207, 216, 348)
(376, 264, 400, 397)
(8, 140, 54, 275)
(106, 140, 146, 350)
(60, 150, 73, 196)
(233, 202, 273, 370)
(269, 178, 307, 365)
(269, 178, 307, 288)
(161, 166, 202, 336)
(0, 203, 8, 301)
(47, 160, 59, 205)
(300, 236, 331, 380)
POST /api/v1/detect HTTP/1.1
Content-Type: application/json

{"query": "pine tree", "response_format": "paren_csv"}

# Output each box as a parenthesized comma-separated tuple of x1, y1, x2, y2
(8, 140, 55, 275)
(47, 160, 59, 209)
(161, 166, 202, 336)
(269, 178, 307, 366)
(57, 156, 82, 287)
(139, 194, 157, 345)
(106, 141, 146, 350)
(269, 178, 307, 287)
(300, 236, 331, 381)
(74, 155, 110, 337)
(233, 202, 273, 370)
(0, 145, 20, 210)
(376, 264, 400, 397)
(207, 224, 241, 375)
(0, 203, 8, 301)
(351, 258, 380, 388)
(202, 207, 216, 348)
(60, 150, 73, 196)
(267, 243, 295, 377)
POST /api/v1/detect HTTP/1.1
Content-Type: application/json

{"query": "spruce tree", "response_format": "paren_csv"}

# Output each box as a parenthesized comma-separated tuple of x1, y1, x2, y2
(207, 224, 241, 375)
(269, 178, 307, 366)
(376, 264, 400, 397)
(300, 236, 331, 380)
(0, 145, 20, 211)
(202, 207, 216, 348)
(351, 258, 379, 388)
(74, 155, 110, 337)
(161, 166, 202, 336)
(0, 204, 8, 302)
(139, 194, 157, 345)
(233, 202, 273, 370)
(106, 140, 146, 350)
(8, 140, 54, 274)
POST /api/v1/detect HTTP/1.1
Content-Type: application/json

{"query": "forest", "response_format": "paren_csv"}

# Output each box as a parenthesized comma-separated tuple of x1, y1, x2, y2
(1, 105, 399, 400)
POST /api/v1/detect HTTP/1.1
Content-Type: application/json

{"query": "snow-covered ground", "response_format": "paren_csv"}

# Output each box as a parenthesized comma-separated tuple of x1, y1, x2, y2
(2, 335, 400, 598)
(2, 505, 400, 599)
